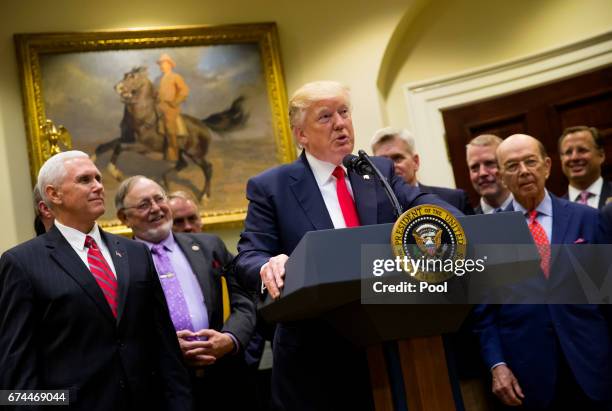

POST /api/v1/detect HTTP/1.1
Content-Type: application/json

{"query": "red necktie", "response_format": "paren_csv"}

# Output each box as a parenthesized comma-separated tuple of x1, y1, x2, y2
(527, 210, 550, 278)
(85, 236, 118, 317)
(332, 166, 361, 227)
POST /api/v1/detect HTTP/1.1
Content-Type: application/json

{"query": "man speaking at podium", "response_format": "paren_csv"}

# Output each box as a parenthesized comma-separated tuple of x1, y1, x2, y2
(234, 81, 460, 410)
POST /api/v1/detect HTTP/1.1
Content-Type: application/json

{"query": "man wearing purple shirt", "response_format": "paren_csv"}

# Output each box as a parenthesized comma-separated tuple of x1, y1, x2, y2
(116, 175, 255, 410)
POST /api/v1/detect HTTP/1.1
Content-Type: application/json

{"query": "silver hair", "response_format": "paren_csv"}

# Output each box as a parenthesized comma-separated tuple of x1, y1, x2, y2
(32, 184, 43, 217)
(370, 127, 416, 153)
(37, 150, 89, 205)
(115, 175, 166, 211)
(288, 81, 352, 132)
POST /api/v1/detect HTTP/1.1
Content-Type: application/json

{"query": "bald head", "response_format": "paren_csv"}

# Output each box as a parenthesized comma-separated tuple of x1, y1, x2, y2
(497, 134, 551, 211)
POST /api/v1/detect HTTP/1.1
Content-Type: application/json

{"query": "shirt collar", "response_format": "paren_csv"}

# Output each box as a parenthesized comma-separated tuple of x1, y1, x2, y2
(568, 176, 603, 201)
(512, 190, 552, 217)
(54, 219, 102, 251)
(136, 232, 176, 252)
(305, 150, 347, 187)
(480, 193, 513, 213)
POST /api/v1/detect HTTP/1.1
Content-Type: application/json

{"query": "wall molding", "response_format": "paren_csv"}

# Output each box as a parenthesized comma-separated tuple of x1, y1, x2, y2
(403, 31, 612, 186)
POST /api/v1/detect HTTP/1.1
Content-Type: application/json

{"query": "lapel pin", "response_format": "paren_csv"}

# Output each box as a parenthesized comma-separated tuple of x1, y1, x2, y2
(115, 250, 122, 258)
(192, 245, 200, 251)
(363, 175, 370, 180)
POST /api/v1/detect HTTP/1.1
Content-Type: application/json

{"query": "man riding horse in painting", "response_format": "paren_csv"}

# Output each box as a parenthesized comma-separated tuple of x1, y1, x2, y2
(156, 53, 189, 162)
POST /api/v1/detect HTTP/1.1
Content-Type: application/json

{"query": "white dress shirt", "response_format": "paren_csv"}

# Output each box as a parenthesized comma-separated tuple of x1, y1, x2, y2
(480, 194, 513, 214)
(305, 151, 355, 229)
(54, 219, 117, 278)
(568, 176, 603, 209)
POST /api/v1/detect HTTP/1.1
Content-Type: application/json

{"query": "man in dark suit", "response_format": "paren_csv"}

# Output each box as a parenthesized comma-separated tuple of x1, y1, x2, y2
(116, 175, 256, 410)
(0, 151, 191, 411)
(371, 126, 474, 215)
(474, 134, 612, 410)
(466, 134, 512, 214)
(559, 126, 612, 209)
(234, 81, 461, 411)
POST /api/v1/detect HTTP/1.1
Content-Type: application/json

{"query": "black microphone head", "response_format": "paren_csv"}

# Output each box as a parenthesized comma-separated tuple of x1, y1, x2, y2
(342, 154, 359, 170)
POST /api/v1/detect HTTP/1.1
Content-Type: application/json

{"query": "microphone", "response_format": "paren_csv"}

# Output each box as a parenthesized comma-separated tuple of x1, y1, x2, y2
(342, 154, 373, 176)
(342, 150, 403, 219)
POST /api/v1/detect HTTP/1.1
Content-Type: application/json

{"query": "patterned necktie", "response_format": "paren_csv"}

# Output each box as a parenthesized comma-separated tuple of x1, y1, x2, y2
(527, 210, 550, 278)
(151, 244, 194, 331)
(578, 191, 591, 205)
(84, 236, 118, 317)
(332, 166, 361, 227)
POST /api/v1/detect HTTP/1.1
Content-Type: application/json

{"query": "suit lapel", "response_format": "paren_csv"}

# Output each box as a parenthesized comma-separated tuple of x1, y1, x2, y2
(101, 230, 129, 324)
(348, 169, 378, 226)
(551, 196, 570, 245)
(599, 180, 612, 209)
(174, 233, 215, 319)
(46, 227, 116, 323)
(289, 152, 334, 230)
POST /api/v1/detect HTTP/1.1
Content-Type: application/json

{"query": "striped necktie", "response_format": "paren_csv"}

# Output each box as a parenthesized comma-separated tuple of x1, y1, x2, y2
(84, 236, 118, 317)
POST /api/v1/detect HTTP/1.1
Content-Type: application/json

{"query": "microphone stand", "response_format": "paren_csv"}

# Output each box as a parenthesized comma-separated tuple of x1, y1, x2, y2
(344, 150, 404, 219)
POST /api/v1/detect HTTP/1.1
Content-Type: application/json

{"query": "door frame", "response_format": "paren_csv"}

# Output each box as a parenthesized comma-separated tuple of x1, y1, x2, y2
(403, 31, 612, 187)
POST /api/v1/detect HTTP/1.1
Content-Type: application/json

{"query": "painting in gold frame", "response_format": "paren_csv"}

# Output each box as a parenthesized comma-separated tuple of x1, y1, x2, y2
(15, 23, 295, 235)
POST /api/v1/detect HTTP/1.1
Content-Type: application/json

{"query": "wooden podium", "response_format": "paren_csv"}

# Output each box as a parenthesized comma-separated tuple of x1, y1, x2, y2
(259, 213, 539, 410)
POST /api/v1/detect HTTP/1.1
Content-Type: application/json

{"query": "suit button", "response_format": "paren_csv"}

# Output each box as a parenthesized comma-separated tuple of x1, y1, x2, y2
(119, 380, 125, 389)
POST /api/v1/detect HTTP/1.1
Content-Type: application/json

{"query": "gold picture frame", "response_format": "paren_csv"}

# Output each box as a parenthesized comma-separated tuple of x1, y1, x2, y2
(15, 23, 295, 235)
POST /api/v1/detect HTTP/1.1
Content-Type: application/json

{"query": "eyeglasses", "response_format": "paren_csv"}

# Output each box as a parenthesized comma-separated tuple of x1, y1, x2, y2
(123, 194, 167, 213)
(502, 158, 541, 174)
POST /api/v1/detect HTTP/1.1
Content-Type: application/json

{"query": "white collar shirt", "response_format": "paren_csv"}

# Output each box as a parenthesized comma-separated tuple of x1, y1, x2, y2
(480, 193, 513, 214)
(568, 176, 603, 209)
(305, 150, 355, 229)
(54, 219, 117, 278)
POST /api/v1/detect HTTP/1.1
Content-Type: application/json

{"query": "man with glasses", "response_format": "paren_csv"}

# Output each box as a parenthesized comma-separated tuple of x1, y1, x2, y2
(168, 190, 203, 233)
(559, 126, 611, 209)
(0, 151, 191, 410)
(116, 176, 255, 411)
(473, 134, 612, 410)
(466, 134, 512, 214)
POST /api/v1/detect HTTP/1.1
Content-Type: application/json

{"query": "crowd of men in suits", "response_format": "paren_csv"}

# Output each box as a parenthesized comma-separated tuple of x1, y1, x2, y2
(1, 79, 611, 411)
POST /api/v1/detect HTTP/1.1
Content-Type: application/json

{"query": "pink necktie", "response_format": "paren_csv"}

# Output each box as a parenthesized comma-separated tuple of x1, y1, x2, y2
(85, 236, 118, 317)
(578, 191, 591, 205)
(332, 166, 361, 227)
(527, 210, 550, 278)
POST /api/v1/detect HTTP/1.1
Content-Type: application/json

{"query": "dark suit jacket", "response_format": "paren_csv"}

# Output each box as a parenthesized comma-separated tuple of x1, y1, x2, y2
(418, 183, 474, 215)
(474, 195, 612, 409)
(172, 233, 255, 410)
(234, 151, 461, 410)
(562, 179, 612, 209)
(0, 226, 191, 411)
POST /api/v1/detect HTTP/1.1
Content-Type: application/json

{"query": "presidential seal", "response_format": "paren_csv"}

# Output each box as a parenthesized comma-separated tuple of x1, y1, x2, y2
(391, 204, 467, 283)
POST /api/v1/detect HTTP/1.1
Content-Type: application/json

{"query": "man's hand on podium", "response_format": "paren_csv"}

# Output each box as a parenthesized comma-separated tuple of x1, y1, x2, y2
(491, 363, 524, 406)
(260, 254, 289, 300)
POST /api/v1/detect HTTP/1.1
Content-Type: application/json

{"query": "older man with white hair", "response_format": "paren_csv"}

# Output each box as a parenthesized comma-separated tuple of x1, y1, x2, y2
(234, 81, 461, 410)
(371, 127, 473, 215)
(0, 151, 191, 411)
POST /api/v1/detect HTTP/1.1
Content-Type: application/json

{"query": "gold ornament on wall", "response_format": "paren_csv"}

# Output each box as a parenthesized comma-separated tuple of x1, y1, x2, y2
(39, 119, 72, 161)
